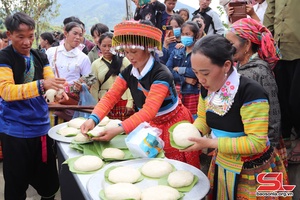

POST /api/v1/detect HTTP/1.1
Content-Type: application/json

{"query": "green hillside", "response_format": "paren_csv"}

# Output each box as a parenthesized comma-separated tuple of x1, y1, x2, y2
(50, 0, 196, 33)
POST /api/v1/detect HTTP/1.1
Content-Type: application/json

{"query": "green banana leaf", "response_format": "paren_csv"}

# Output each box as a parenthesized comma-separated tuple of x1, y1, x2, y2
(62, 155, 104, 174)
(168, 120, 193, 150)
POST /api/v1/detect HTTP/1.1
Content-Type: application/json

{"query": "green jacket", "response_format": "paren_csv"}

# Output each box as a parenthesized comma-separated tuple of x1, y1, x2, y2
(264, 0, 300, 61)
(88, 45, 100, 64)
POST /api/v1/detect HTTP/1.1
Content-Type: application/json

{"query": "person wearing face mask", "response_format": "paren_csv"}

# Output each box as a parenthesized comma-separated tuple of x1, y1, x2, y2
(160, 14, 184, 64)
(166, 21, 200, 119)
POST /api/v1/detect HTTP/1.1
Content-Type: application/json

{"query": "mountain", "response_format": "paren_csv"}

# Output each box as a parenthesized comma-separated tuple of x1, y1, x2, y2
(50, 0, 197, 33)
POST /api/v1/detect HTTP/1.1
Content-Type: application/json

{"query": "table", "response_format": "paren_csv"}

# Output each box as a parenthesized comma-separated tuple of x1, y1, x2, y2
(56, 141, 210, 200)
(56, 141, 94, 200)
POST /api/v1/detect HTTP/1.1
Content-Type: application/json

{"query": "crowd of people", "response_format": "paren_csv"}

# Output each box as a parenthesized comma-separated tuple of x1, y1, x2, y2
(0, 0, 299, 199)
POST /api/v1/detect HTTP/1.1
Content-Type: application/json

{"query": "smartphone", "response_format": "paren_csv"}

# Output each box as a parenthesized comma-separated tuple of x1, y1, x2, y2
(138, 0, 150, 6)
(165, 25, 174, 37)
(228, 1, 247, 23)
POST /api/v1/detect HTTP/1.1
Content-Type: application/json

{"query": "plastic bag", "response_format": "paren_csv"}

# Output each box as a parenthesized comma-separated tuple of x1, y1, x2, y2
(73, 84, 97, 119)
(125, 122, 164, 158)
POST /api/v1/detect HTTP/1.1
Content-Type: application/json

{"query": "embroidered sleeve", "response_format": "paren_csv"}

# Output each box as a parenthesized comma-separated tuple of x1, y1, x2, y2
(121, 82, 169, 133)
(193, 94, 210, 135)
(0, 65, 41, 101)
(43, 64, 55, 80)
(218, 100, 269, 155)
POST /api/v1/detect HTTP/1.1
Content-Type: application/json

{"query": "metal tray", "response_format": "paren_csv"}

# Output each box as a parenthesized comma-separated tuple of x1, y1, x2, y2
(86, 158, 210, 200)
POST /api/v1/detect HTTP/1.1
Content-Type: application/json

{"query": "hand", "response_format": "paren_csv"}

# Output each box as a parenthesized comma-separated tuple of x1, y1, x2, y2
(43, 78, 66, 91)
(246, 4, 255, 16)
(181, 137, 218, 152)
(91, 126, 124, 142)
(175, 43, 185, 49)
(185, 77, 198, 85)
(163, 35, 176, 48)
(80, 118, 96, 136)
(125, 107, 135, 116)
(173, 66, 179, 72)
(73, 81, 82, 92)
(246, 4, 260, 22)
(227, 6, 234, 17)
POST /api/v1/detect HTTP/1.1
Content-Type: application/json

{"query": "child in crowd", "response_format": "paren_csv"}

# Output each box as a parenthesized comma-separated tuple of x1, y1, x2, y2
(156, 0, 178, 42)
(88, 23, 109, 63)
(192, 0, 224, 35)
(178, 8, 190, 21)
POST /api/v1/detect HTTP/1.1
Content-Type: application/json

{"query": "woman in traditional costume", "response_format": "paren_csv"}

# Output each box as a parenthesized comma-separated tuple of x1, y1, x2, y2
(81, 20, 200, 168)
(184, 34, 289, 199)
(89, 32, 134, 121)
(225, 18, 287, 167)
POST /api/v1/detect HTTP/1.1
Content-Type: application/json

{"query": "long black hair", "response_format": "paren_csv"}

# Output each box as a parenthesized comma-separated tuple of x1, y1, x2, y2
(99, 32, 124, 76)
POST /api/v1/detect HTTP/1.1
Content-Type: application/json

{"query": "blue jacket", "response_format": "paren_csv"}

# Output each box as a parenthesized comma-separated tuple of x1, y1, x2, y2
(166, 48, 200, 94)
(160, 42, 177, 65)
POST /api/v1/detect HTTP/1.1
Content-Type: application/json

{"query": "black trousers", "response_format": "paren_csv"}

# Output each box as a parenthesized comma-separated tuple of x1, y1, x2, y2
(273, 59, 300, 138)
(1, 134, 59, 200)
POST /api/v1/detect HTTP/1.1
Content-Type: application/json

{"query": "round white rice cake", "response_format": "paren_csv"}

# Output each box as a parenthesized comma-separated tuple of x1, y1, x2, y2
(105, 119, 122, 129)
(173, 122, 201, 147)
(102, 148, 125, 159)
(73, 155, 103, 172)
(141, 185, 180, 200)
(167, 170, 194, 188)
(88, 126, 105, 137)
(67, 117, 86, 129)
(104, 183, 141, 200)
(98, 116, 110, 126)
(74, 133, 90, 142)
(108, 166, 141, 183)
(57, 126, 80, 136)
(141, 160, 173, 178)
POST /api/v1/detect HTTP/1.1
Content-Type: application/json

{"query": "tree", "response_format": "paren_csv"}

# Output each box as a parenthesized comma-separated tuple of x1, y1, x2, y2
(0, 0, 60, 47)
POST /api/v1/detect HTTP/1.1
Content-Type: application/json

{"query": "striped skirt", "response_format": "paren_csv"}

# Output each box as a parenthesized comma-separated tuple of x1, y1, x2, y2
(107, 99, 134, 121)
(182, 93, 199, 116)
(208, 147, 290, 200)
(150, 102, 201, 169)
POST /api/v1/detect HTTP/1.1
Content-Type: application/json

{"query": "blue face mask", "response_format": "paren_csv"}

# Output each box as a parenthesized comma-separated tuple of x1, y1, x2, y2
(173, 28, 181, 38)
(181, 36, 194, 47)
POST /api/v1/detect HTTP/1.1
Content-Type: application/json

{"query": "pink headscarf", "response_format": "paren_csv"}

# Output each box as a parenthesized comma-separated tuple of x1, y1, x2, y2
(230, 18, 280, 69)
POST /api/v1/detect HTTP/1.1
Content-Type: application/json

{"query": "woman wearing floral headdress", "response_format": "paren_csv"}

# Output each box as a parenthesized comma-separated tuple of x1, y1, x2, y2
(225, 17, 287, 167)
(81, 20, 200, 168)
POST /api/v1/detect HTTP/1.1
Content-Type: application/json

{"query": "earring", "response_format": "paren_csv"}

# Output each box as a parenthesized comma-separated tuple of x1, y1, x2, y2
(244, 51, 247, 55)
(225, 73, 227, 77)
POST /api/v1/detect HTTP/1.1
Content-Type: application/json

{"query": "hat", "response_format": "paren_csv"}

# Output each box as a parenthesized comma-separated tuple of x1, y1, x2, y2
(112, 21, 162, 55)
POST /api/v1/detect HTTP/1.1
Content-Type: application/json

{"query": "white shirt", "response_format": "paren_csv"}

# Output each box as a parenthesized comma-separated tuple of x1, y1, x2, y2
(131, 55, 154, 80)
(46, 44, 91, 84)
(253, 0, 267, 22)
